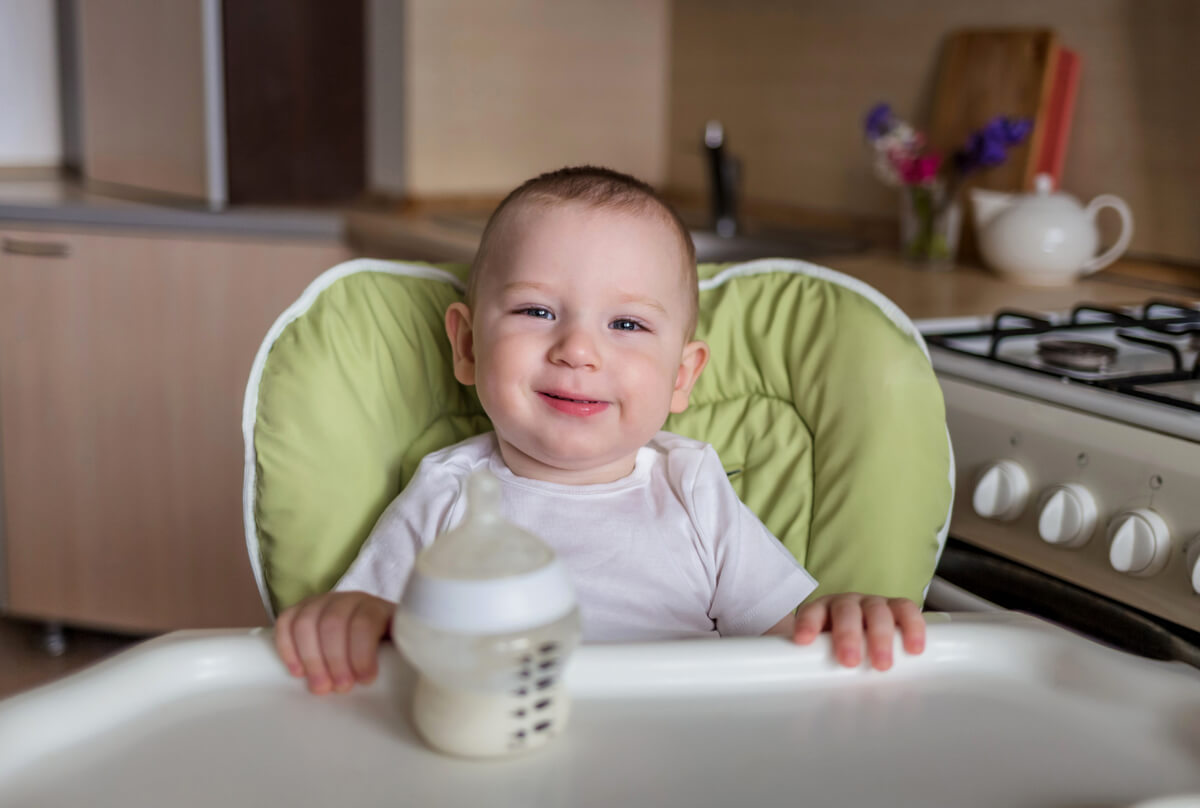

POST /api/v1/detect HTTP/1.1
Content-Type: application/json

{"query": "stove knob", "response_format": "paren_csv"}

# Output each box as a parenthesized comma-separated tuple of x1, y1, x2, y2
(1037, 484, 1098, 548)
(972, 460, 1030, 521)
(1107, 509, 1171, 577)
(1187, 538, 1200, 596)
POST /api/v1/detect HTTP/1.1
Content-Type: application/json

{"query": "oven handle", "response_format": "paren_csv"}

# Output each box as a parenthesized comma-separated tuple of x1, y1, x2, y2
(926, 576, 1004, 613)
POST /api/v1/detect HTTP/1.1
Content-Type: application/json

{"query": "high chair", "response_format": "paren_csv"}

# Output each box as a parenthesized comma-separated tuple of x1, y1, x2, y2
(242, 258, 954, 617)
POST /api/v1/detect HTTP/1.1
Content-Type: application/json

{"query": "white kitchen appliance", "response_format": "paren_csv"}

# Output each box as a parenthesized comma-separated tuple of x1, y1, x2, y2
(922, 298, 1200, 664)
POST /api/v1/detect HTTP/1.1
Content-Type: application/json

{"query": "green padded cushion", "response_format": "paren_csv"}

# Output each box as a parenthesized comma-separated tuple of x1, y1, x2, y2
(250, 259, 951, 614)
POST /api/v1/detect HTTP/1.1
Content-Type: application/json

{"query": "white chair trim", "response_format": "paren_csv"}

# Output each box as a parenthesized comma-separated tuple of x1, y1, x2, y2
(241, 259, 465, 618)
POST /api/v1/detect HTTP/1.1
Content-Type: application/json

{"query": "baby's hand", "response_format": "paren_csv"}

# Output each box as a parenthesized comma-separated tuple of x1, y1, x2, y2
(274, 591, 395, 694)
(792, 593, 926, 671)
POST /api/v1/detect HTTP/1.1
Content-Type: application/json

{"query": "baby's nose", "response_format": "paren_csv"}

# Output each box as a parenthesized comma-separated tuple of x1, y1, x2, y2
(549, 326, 600, 368)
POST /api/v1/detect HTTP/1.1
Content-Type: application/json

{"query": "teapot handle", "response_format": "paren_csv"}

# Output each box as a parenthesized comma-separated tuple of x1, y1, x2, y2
(1081, 195, 1134, 275)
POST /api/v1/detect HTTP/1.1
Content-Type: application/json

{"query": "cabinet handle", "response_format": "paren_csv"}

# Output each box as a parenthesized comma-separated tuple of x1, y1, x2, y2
(2, 237, 71, 258)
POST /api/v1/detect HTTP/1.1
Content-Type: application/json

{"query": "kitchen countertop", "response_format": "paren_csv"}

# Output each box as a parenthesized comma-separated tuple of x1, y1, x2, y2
(3, 174, 1197, 320)
(813, 251, 1200, 321)
(0, 174, 344, 240)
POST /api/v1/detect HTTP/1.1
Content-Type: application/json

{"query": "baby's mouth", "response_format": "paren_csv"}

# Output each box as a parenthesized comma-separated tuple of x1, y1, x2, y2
(540, 392, 603, 404)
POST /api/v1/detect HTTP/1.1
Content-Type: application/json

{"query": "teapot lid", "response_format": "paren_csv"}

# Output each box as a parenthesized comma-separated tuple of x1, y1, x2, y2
(1033, 173, 1055, 195)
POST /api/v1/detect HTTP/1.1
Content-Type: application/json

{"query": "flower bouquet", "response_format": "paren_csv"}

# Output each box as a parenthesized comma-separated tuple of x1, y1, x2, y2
(864, 103, 1032, 268)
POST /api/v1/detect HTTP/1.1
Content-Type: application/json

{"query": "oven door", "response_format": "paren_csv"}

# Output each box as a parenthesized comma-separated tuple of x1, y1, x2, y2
(928, 538, 1200, 669)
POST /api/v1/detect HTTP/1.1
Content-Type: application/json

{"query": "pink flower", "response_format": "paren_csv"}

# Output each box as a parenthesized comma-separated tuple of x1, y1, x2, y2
(898, 153, 942, 185)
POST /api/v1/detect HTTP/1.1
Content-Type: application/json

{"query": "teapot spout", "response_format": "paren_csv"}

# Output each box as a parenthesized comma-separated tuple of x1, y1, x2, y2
(969, 187, 1014, 229)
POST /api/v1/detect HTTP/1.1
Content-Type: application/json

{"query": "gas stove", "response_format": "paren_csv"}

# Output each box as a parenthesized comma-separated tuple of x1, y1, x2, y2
(920, 298, 1200, 658)
(928, 300, 1200, 436)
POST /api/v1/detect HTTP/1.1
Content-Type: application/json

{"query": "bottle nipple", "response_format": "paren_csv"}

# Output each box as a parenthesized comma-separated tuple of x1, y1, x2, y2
(403, 469, 573, 631)
(464, 469, 502, 525)
(418, 470, 554, 580)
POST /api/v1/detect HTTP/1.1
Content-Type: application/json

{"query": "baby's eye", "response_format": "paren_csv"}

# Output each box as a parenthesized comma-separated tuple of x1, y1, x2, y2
(517, 307, 554, 320)
(610, 318, 646, 332)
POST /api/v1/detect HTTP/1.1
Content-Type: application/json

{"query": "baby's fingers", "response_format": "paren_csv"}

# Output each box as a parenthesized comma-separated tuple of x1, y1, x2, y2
(290, 600, 336, 695)
(347, 597, 392, 685)
(274, 607, 305, 678)
(318, 595, 367, 693)
(890, 598, 926, 655)
(861, 596, 896, 671)
(828, 596, 868, 668)
(791, 597, 831, 645)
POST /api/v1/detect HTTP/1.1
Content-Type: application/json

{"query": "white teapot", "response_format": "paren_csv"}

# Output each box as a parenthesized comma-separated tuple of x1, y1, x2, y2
(970, 173, 1134, 286)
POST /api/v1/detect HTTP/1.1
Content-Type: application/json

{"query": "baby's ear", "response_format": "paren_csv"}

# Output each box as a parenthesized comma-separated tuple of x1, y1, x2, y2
(670, 339, 710, 413)
(444, 302, 476, 385)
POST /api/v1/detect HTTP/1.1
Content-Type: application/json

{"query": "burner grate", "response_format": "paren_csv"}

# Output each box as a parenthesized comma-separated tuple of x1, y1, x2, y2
(924, 298, 1200, 413)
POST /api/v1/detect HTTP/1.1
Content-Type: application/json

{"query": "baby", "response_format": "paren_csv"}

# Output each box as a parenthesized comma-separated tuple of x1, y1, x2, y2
(275, 166, 926, 694)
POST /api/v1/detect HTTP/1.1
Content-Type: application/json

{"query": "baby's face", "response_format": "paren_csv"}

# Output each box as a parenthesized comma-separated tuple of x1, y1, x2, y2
(450, 202, 707, 484)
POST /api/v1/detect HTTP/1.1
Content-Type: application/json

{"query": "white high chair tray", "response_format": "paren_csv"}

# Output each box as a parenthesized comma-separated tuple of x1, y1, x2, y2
(2, 613, 1199, 808)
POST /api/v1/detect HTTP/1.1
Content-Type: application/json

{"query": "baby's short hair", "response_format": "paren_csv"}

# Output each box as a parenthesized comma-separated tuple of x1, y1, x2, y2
(467, 165, 699, 339)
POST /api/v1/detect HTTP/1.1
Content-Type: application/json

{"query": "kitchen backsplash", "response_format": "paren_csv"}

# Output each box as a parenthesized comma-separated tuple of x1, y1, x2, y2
(5, 1, 1195, 263)
(666, 0, 1200, 264)
(379, 0, 672, 199)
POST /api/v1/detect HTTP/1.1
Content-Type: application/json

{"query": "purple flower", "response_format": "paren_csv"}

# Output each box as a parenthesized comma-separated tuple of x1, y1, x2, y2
(953, 116, 1032, 175)
(997, 117, 1033, 145)
(864, 103, 894, 140)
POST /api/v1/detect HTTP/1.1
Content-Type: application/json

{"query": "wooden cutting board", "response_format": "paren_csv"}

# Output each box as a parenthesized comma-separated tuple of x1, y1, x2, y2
(928, 28, 1058, 191)
(928, 28, 1059, 260)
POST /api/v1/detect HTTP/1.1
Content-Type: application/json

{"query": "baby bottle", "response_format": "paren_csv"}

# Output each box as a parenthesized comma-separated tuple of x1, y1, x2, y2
(392, 469, 581, 758)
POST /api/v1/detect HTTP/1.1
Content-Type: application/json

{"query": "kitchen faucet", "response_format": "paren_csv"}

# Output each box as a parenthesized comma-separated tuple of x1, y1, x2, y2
(703, 120, 740, 237)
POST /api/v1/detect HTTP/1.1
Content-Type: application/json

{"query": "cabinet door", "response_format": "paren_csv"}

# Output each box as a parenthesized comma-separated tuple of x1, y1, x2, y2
(0, 227, 349, 631)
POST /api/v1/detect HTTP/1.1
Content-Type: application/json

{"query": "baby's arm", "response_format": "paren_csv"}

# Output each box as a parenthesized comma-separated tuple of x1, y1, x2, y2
(274, 452, 463, 694)
(766, 593, 926, 671)
(274, 591, 395, 694)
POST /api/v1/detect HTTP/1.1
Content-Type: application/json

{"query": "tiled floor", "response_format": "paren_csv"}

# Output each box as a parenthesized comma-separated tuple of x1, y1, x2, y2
(0, 616, 146, 700)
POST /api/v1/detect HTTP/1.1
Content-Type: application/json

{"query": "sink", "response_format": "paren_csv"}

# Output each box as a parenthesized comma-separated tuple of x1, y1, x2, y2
(688, 228, 869, 263)
(428, 214, 870, 263)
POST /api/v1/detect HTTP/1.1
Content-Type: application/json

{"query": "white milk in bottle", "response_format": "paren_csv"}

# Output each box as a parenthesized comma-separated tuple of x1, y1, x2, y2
(392, 470, 581, 758)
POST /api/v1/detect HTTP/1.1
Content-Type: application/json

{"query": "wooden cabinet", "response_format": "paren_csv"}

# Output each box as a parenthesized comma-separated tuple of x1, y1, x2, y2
(76, 0, 365, 206)
(0, 226, 349, 632)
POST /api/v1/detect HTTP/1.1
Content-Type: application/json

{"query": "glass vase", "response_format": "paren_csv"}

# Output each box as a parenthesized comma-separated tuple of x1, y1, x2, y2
(899, 185, 962, 270)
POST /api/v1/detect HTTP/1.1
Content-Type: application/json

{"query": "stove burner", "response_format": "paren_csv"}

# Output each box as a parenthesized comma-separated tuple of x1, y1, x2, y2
(1036, 339, 1119, 372)
(923, 298, 1200, 415)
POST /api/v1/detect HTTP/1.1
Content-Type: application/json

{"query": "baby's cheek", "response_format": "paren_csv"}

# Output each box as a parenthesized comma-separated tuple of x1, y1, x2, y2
(470, 376, 504, 420)
(475, 373, 529, 429)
